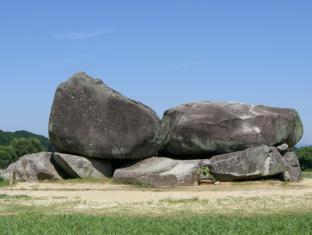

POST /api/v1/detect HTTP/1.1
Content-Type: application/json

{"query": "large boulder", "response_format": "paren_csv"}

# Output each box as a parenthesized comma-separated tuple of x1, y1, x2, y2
(113, 157, 201, 187)
(0, 152, 63, 182)
(49, 72, 161, 160)
(53, 153, 113, 179)
(161, 101, 303, 157)
(282, 151, 302, 182)
(202, 146, 287, 181)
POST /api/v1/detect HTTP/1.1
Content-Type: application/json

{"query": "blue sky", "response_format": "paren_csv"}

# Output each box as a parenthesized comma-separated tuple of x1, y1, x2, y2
(0, 1, 311, 145)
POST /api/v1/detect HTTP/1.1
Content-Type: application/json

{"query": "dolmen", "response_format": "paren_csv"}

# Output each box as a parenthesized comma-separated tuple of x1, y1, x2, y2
(0, 72, 304, 187)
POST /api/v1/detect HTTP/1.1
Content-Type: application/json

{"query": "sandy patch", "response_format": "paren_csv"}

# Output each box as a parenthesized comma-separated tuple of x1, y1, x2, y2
(1, 179, 312, 215)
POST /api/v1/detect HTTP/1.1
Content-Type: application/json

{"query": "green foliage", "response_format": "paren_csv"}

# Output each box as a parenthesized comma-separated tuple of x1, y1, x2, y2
(0, 130, 53, 151)
(0, 213, 312, 234)
(0, 178, 9, 188)
(302, 171, 312, 178)
(11, 138, 42, 158)
(0, 145, 18, 169)
(296, 146, 312, 171)
(0, 130, 52, 169)
(199, 166, 210, 176)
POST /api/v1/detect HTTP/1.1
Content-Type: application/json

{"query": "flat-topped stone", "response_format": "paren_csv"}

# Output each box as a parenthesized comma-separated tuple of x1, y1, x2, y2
(113, 157, 201, 187)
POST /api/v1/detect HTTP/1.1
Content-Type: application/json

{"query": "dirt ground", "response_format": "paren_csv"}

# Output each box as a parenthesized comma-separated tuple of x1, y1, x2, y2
(1, 179, 312, 215)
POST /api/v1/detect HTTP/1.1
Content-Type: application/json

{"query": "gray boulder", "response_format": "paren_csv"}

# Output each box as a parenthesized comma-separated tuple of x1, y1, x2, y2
(161, 101, 303, 157)
(113, 157, 201, 187)
(202, 146, 287, 181)
(282, 152, 302, 182)
(49, 72, 161, 160)
(53, 153, 112, 179)
(0, 152, 63, 182)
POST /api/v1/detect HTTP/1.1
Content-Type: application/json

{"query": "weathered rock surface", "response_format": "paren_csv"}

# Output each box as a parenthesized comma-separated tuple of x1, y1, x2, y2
(277, 143, 289, 152)
(49, 72, 161, 160)
(53, 153, 113, 179)
(113, 157, 201, 187)
(202, 146, 287, 181)
(282, 152, 302, 182)
(0, 152, 63, 182)
(161, 101, 303, 157)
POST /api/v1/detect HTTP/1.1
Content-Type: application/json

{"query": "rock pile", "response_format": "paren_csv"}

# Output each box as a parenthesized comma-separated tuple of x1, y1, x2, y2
(0, 72, 304, 187)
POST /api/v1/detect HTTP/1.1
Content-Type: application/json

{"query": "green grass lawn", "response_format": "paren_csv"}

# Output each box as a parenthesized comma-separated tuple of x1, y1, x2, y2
(0, 213, 311, 235)
(1, 173, 312, 234)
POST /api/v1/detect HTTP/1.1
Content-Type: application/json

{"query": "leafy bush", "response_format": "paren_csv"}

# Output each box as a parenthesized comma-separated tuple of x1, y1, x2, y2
(199, 166, 210, 177)
(296, 146, 312, 171)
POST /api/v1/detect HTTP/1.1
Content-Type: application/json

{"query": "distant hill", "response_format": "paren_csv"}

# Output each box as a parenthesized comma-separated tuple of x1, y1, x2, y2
(0, 130, 52, 151)
(0, 130, 53, 169)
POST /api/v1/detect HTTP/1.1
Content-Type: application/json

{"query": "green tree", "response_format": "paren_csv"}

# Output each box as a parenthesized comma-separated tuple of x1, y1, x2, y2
(0, 145, 18, 169)
(296, 146, 312, 171)
(11, 138, 43, 158)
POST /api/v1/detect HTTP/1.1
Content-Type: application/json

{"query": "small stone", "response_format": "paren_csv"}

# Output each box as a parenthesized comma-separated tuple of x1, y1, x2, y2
(277, 143, 289, 152)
